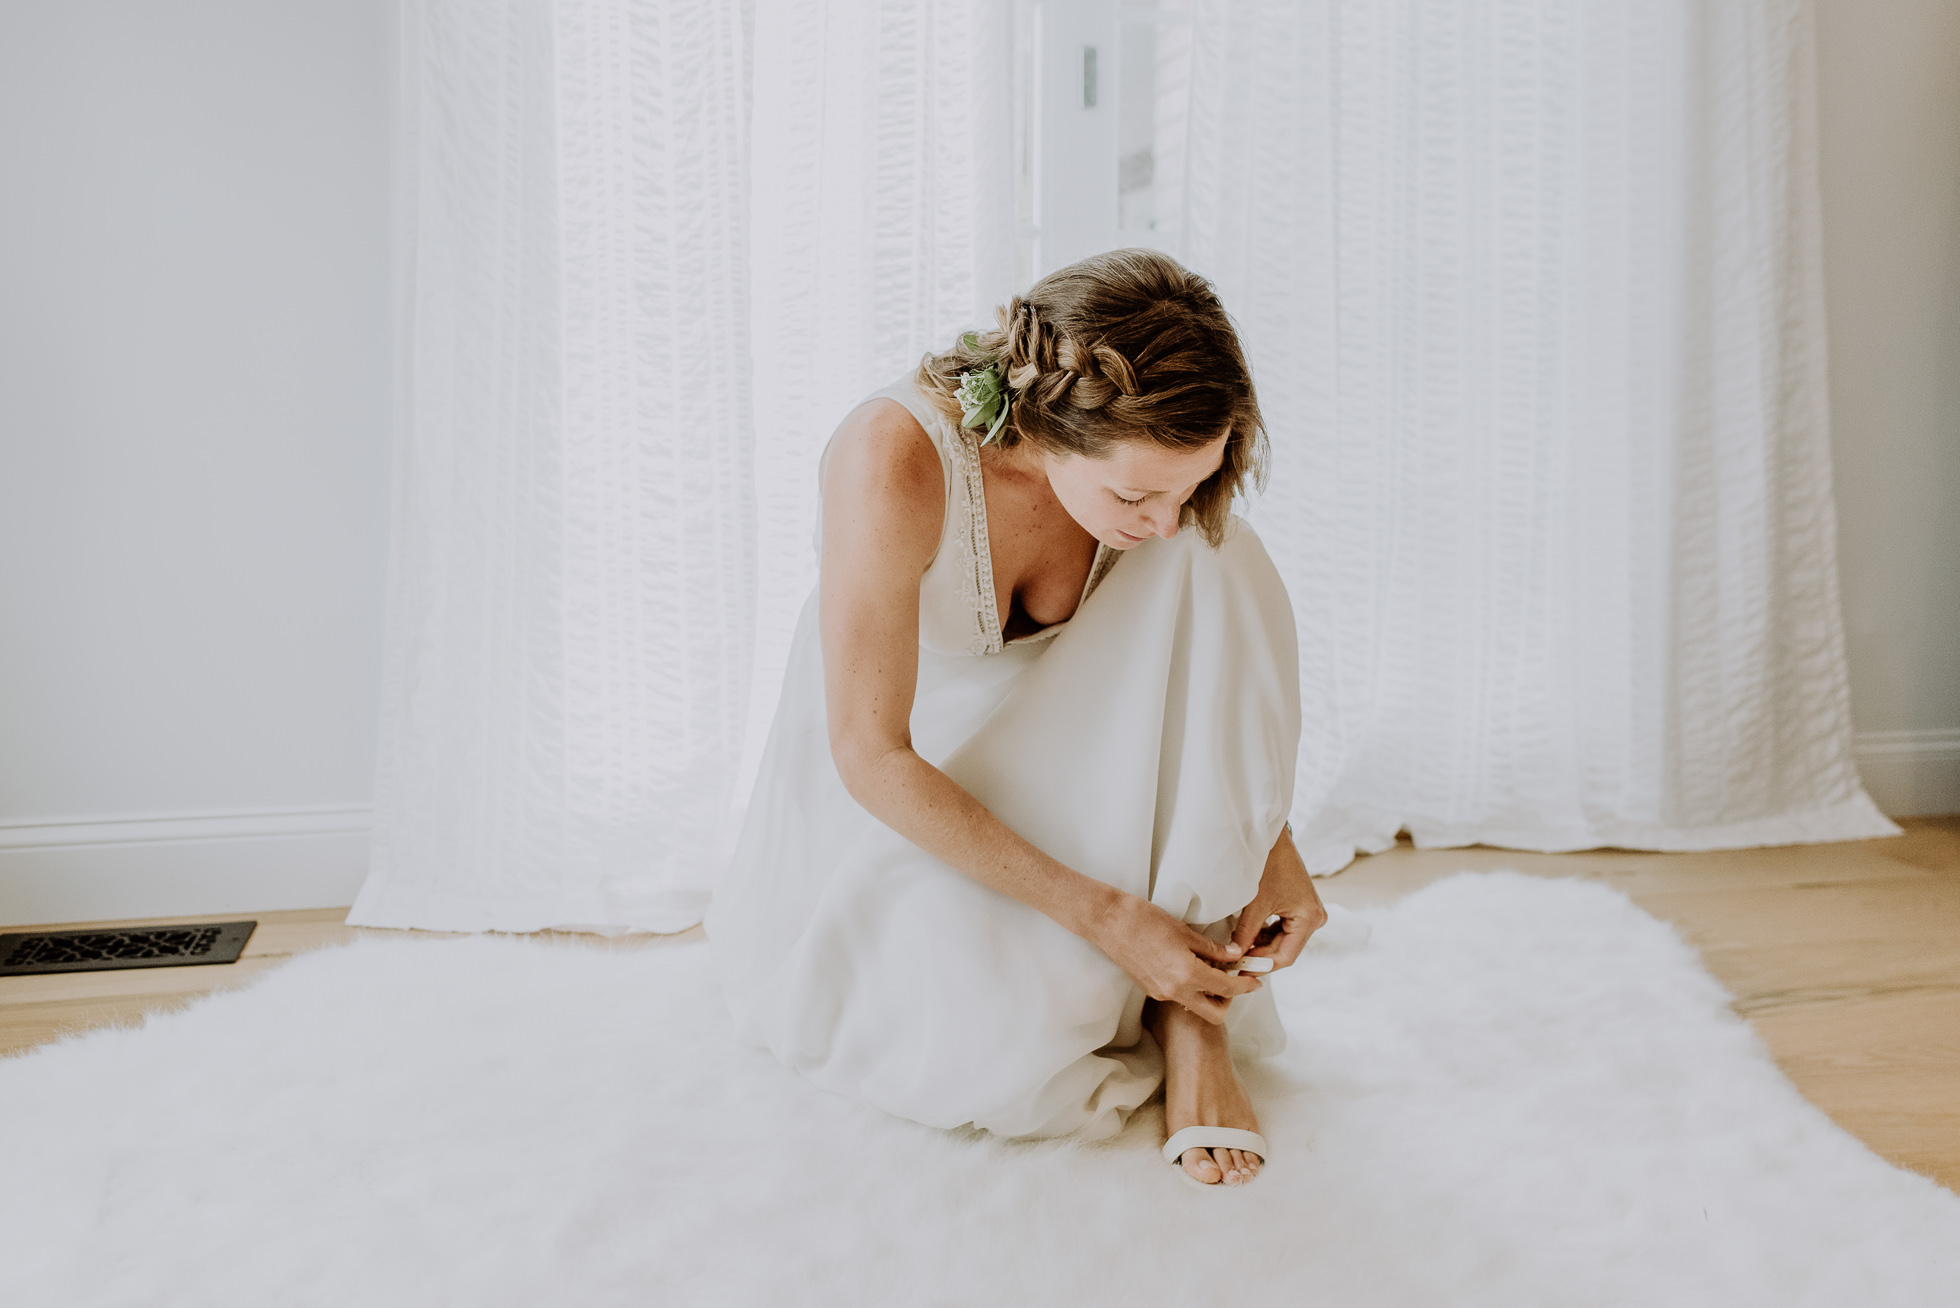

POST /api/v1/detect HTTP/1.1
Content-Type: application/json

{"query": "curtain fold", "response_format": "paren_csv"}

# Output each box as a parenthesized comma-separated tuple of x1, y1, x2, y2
(1156, 0, 1894, 871)
(358, 0, 1013, 932)
(352, 0, 756, 932)
(744, 0, 1018, 791)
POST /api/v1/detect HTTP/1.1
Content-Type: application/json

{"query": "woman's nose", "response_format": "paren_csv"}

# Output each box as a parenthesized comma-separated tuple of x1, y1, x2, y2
(1144, 507, 1179, 539)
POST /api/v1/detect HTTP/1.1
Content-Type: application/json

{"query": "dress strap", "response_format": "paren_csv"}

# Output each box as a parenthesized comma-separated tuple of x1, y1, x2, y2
(857, 379, 1003, 657)
(936, 415, 1005, 656)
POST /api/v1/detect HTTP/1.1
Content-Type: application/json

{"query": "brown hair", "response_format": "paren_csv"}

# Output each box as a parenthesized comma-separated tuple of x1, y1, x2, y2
(915, 248, 1266, 546)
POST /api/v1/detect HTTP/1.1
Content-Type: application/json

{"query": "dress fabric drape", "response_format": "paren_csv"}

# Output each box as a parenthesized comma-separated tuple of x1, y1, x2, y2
(1153, 0, 1895, 871)
(352, 1, 756, 932)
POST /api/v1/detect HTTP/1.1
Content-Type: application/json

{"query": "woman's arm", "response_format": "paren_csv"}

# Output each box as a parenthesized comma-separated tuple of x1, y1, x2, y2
(818, 402, 1260, 1022)
(1230, 825, 1329, 969)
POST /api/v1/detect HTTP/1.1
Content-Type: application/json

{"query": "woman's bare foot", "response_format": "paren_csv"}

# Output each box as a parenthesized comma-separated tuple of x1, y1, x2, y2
(1147, 998, 1263, 1186)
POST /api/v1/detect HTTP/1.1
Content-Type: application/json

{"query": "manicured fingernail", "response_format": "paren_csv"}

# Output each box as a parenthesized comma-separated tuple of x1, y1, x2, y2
(1227, 943, 1242, 955)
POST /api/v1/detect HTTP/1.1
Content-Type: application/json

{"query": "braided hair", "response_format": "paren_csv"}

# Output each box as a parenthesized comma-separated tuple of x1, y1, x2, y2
(916, 248, 1266, 546)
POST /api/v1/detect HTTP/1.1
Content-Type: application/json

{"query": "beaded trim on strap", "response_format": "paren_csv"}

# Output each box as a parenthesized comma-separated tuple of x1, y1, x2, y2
(943, 422, 1005, 657)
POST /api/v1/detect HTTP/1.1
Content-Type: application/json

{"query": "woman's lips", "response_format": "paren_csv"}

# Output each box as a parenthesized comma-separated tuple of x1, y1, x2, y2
(1114, 528, 1146, 545)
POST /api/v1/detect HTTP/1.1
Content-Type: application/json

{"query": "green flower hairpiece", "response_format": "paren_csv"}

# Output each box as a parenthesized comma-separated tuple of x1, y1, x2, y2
(954, 334, 1011, 446)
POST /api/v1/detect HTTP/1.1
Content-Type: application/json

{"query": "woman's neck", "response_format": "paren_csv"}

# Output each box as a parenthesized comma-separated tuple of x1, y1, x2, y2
(980, 438, 1048, 483)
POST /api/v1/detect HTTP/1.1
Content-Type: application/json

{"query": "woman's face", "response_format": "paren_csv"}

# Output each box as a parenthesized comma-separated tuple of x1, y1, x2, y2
(1040, 432, 1229, 550)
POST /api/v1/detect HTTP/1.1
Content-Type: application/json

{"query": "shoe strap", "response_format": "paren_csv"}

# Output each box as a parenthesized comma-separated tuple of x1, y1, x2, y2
(1161, 1126, 1268, 1165)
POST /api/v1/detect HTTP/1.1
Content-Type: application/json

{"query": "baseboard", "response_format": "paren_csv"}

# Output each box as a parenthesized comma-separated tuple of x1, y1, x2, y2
(0, 808, 371, 927)
(1852, 730, 1960, 819)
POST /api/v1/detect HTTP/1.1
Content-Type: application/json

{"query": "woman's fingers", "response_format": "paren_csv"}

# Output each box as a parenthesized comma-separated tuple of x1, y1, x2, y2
(1270, 924, 1311, 968)
(1269, 903, 1330, 968)
(1122, 905, 1268, 1017)
(1241, 825, 1330, 973)
(1187, 926, 1245, 967)
(1196, 955, 1264, 997)
(1169, 945, 1268, 1019)
(1230, 906, 1269, 955)
(1176, 955, 1260, 1016)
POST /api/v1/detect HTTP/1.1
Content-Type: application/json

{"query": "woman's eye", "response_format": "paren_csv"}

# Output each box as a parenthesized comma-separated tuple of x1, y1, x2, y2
(1114, 492, 1145, 506)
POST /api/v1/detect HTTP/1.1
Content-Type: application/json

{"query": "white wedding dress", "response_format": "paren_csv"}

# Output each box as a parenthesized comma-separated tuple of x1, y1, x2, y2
(707, 378, 1302, 1141)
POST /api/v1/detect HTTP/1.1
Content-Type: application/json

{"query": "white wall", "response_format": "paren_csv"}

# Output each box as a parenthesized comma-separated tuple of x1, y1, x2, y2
(1033, 0, 1120, 274)
(0, 0, 394, 924)
(1818, 0, 1960, 816)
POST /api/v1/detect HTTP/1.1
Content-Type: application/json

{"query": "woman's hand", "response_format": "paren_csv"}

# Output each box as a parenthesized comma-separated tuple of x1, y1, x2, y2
(1231, 825, 1329, 971)
(1089, 893, 1264, 1024)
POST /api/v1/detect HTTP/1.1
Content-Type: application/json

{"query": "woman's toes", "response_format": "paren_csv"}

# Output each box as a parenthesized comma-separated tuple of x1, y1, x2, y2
(1181, 1148, 1223, 1185)
(1222, 1148, 1248, 1184)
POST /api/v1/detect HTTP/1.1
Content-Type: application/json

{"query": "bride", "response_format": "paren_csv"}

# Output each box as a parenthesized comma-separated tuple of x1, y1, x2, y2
(707, 248, 1327, 1187)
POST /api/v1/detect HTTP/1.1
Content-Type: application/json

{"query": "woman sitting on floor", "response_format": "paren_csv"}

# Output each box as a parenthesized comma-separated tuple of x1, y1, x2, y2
(708, 248, 1326, 1187)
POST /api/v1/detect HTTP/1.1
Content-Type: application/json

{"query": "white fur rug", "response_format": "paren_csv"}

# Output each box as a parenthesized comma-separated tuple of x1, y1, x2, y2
(3, 873, 1955, 1307)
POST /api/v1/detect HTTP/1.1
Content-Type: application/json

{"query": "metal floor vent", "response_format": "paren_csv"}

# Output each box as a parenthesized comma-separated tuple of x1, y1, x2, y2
(0, 921, 256, 976)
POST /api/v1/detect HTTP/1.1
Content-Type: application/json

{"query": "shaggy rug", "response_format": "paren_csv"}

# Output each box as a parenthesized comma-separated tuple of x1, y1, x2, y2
(2, 872, 1955, 1307)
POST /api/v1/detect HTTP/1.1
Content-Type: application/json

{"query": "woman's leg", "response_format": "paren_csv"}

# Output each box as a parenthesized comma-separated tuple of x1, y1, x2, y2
(1150, 999, 1263, 1184)
(1154, 826, 1319, 1183)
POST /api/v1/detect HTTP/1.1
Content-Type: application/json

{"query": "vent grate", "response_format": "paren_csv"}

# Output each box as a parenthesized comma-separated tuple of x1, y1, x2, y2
(0, 921, 257, 976)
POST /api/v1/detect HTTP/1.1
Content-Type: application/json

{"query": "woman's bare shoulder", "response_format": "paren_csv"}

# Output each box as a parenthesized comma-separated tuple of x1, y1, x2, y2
(823, 398, 947, 529)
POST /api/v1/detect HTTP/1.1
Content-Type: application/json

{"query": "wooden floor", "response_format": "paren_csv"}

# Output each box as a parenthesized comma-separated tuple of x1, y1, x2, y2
(3, 817, 1956, 1190)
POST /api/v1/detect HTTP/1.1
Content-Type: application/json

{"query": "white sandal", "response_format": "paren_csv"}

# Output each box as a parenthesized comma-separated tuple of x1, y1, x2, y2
(1162, 1126, 1269, 1188)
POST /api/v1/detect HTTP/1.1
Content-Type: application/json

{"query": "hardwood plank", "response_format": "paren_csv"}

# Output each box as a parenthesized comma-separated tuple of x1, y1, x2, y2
(0, 908, 692, 1058)
(0, 910, 364, 1008)
(1747, 989, 1960, 1188)
(0, 908, 393, 1057)
(0, 965, 285, 1057)
(1700, 941, 1960, 1014)
(1633, 877, 1960, 951)
(1878, 816, 1960, 876)
(0, 958, 279, 1009)
(1815, 1110, 1960, 1190)
(1313, 831, 1930, 909)
(1752, 990, 1960, 1087)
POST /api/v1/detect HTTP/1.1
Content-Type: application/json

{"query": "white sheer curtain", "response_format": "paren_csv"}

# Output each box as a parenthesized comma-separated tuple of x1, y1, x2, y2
(1154, 0, 1895, 871)
(745, 0, 1017, 787)
(361, 0, 1893, 934)
(356, 0, 1013, 932)
(353, 1, 756, 932)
